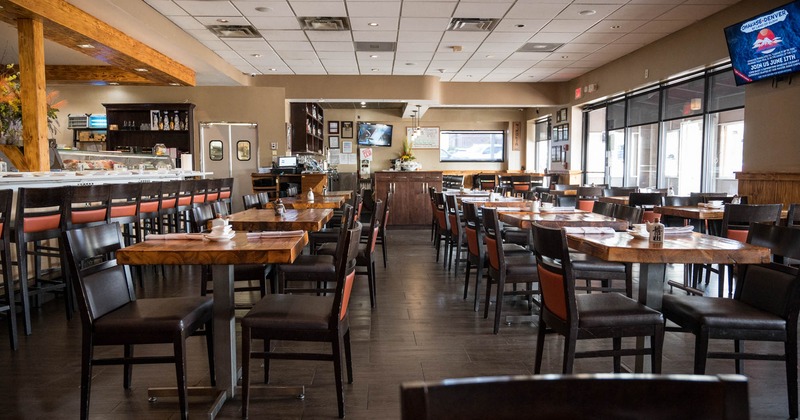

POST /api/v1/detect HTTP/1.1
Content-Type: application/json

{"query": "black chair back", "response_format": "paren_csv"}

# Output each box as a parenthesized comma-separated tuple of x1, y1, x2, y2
(591, 201, 616, 217)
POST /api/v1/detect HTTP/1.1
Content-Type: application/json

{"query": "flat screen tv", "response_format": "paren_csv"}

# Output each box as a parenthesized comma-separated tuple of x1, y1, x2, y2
(357, 122, 393, 147)
(724, 0, 800, 85)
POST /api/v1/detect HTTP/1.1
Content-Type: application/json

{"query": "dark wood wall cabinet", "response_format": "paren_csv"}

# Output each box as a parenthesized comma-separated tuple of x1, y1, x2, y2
(374, 171, 442, 228)
(103, 103, 195, 155)
(290, 102, 324, 154)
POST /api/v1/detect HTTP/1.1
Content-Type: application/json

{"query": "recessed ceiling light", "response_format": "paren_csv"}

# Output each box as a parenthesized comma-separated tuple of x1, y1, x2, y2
(611, 25, 621, 29)
(108, 82, 120, 85)
(251, 54, 262, 58)
(360, 101, 366, 105)
(515, 24, 525, 28)
(368, 22, 379, 27)
(532, 44, 549, 49)
(466, 75, 473, 78)
(134, 68, 148, 72)
(217, 18, 229, 23)
(401, 100, 407, 102)
(169, 82, 180, 86)
(485, 55, 494, 58)
(579, 10, 596, 16)
(254, 7, 271, 12)
(370, 54, 379, 58)
(561, 55, 569, 59)
(77, 44, 94, 49)
(371, 68, 379, 72)
(405, 62, 415, 66)
(269, 68, 277, 72)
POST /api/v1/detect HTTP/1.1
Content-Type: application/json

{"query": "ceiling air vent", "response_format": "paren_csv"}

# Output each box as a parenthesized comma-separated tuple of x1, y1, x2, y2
(298, 17, 350, 31)
(354, 42, 396, 52)
(207, 25, 261, 38)
(517, 43, 564, 53)
(447, 18, 498, 32)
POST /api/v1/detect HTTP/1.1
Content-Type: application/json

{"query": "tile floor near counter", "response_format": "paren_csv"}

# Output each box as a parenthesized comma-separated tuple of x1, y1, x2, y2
(0, 230, 792, 419)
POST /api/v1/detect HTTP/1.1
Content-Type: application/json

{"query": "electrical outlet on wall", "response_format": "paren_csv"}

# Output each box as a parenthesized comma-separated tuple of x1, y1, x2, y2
(271, 142, 277, 150)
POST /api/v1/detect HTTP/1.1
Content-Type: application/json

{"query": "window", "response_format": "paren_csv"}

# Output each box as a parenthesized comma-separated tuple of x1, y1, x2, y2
(584, 108, 606, 185)
(440, 130, 504, 162)
(534, 119, 550, 172)
(209, 140, 223, 161)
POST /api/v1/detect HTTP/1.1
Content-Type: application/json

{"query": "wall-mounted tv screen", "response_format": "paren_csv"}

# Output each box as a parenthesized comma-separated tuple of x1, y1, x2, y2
(357, 122, 393, 147)
(724, 1, 800, 85)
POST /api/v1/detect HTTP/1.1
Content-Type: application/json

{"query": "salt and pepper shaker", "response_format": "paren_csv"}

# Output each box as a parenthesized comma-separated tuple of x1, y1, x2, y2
(647, 218, 664, 243)
(530, 192, 540, 213)
(274, 198, 286, 216)
(307, 188, 315, 202)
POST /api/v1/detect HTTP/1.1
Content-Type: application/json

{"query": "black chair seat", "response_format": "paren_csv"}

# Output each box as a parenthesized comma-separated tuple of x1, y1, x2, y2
(576, 293, 664, 328)
(503, 228, 529, 246)
(235, 264, 271, 280)
(279, 255, 336, 275)
(243, 294, 334, 330)
(570, 252, 627, 273)
(505, 253, 538, 277)
(317, 242, 337, 256)
(663, 295, 786, 331)
(503, 243, 529, 254)
(94, 296, 213, 344)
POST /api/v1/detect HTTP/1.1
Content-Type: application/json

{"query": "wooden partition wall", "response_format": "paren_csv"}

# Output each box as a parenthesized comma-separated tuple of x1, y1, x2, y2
(736, 172, 800, 208)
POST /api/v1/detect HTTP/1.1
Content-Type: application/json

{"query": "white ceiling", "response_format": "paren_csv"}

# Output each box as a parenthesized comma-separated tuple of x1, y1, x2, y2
(136, 0, 739, 83)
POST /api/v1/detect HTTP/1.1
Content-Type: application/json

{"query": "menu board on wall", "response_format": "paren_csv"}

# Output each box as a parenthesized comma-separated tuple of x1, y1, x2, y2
(407, 127, 439, 149)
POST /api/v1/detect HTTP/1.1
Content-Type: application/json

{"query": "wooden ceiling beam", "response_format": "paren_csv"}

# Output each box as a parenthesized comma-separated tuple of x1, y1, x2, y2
(0, 0, 195, 86)
(17, 18, 48, 171)
(44, 65, 156, 85)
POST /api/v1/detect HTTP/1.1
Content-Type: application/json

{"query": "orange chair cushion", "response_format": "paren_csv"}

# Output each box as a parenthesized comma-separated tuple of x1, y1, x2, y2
(71, 209, 107, 225)
(577, 200, 595, 212)
(538, 263, 567, 320)
(340, 270, 356, 320)
(727, 229, 749, 243)
(111, 204, 137, 218)
(24, 214, 61, 233)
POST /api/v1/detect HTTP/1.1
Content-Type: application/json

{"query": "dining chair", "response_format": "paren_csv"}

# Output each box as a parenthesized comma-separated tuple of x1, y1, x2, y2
(157, 180, 181, 233)
(190, 203, 273, 301)
(109, 182, 142, 246)
(241, 222, 362, 419)
(475, 174, 496, 191)
(432, 192, 450, 264)
(629, 192, 664, 223)
(481, 207, 539, 334)
(0, 189, 17, 350)
(376, 190, 392, 267)
(612, 204, 644, 225)
(445, 194, 467, 272)
(174, 179, 196, 233)
(66, 184, 112, 231)
(400, 374, 749, 420)
(495, 175, 513, 196)
(137, 181, 163, 237)
(607, 186, 638, 196)
(218, 177, 234, 214)
(591, 200, 616, 217)
(63, 222, 215, 420)
(531, 223, 664, 374)
(309, 192, 361, 253)
(662, 223, 800, 419)
(555, 195, 576, 208)
(242, 193, 261, 210)
(511, 175, 532, 196)
(661, 195, 692, 227)
(257, 191, 271, 208)
(576, 186, 604, 211)
(786, 203, 800, 228)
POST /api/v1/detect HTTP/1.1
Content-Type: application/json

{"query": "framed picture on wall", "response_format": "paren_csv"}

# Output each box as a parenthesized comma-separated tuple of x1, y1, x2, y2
(328, 121, 339, 134)
(329, 136, 339, 149)
(556, 108, 568, 123)
(341, 121, 353, 138)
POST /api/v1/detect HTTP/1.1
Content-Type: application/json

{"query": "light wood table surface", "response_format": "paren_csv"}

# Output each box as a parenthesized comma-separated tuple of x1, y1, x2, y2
(599, 195, 630, 205)
(227, 208, 333, 232)
(498, 209, 629, 231)
(321, 190, 353, 200)
(116, 232, 308, 411)
(262, 195, 345, 209)
(655, 205, 789, 221)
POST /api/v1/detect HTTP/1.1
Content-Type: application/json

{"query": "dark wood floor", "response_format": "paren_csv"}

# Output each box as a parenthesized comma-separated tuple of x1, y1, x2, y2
(0, 229, 793, 419)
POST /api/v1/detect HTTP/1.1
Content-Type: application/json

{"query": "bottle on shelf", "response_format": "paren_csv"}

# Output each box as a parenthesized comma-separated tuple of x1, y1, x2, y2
(173, 111, 180, 131)
(162, 112, 169, 131)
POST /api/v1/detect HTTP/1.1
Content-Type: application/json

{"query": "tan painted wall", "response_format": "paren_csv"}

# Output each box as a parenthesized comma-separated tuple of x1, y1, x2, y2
(51, 85, 286, 167)
(743, 79, 800, 172)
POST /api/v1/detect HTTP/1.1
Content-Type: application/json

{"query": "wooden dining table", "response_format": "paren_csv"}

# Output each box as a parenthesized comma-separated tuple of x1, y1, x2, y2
(262, 195, 345, 209)
(227, 208, 333, 232)
(116, 232, 308, 415)
(321, 190, 354, 200)
(498, 209, 629, 231)
(599, 195, 630, 205)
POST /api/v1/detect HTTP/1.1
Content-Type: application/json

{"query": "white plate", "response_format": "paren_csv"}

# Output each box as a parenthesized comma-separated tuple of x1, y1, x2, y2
(627, 229, 650, 239)
(205, 231, 236, 241)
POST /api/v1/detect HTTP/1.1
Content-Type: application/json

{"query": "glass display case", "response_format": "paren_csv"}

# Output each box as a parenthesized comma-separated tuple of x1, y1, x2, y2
(56, 149, 174, 171)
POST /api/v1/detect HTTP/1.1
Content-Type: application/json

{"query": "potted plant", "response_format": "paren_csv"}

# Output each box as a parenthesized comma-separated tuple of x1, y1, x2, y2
(399, 138, 420, 171)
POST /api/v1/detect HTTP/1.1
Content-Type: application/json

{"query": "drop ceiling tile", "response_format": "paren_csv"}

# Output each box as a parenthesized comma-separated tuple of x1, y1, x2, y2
(636, 19, 693, 34)
(606, 4, 675, 21)
(495, 61, 533, 71)
(234, 63, 258, 73)
(289, 1, 347, 16)
(395, 52, 435, 61)
(440, 31, 489, 43)
(527, 32, 578, 43)
(175, 1, 241, 16)
(401, 2, 457, 18)
(306, 30, 352, 42)
(480, 75, 515, 82)
(270, 41, 315, 51)
(349, 18, 400, 31)
(248, 16, 303, 29)
(594, 43, 641, 56)
(214, 50, 245, 61)
(318, 51, 355, 59)
(259, 30, 308, 41)
(284, 58, 322, 67)
(396, 42, 440, 52)
(627, 0, 683, 3)
(462, 60, 501, 69)
(504, 51, 550, 62)
(246, 53, 285, 65)
(494, 19, 548, 33)
(657, 4, 727, 21)
(476, 51, 512, 60)
(293, 66, 328, 74)
(507, 3, 568, 20)
(511, 74, 544, 82)
(437, 42, 481, 53)
(313, 41, 355, 51)
(428, 60, 466, 70)
(399, 17, 450, 31)
(520, 68, 560, 77)
(569, 32, 621, 44)
(615, 32, 664, 45)
(278, 51, 320, 60)
(398, 31, 444, 42)
(169, 16, 207, 30)
(225, 39, 273, 50)
(533, 60, 571, 69)
(484, 32, 533, 43)
(546, 52, 587, 61)
(477, 43, 525, 54)
(145, 1, 188, 16)
(452, 2, 512, 19)
(556, 43, 602, 53)
(359, 66, 391, 74)
(347, 2, 401, 17)
(202, 40, 230, 50)
(321, 58, 359, 67)
(255, 67, 292, 74)
(356, 51, 394, 60)
(234, 1, 295, 17)
(352, 31, 398, 42)
(587, 20, 647, 34)
(326, 67, 359, 74)
(540, 19, 598, 33)
(555, 4, 621, 20)
(185, 29, 220, 41)
(195, 16, 251, 26)
(392, 67, 426, 75)
(573, 58, 613, 68)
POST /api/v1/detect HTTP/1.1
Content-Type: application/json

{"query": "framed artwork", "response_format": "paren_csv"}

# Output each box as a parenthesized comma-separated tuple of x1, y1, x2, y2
(512, 122, 522, 151)
(342, 141, 353, 154)
(341, 121, 353, 138)
(328, 121, 339, 134)
(562, 124, 569, 142)
(556, 108, 568, 123)
(329, 135, 339, 149)
(551, 145, 562, 162)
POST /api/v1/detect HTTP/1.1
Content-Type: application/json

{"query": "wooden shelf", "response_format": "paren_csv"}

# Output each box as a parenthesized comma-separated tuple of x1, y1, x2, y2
(103, 103, 195, 155)
(290, 102, 324, 154)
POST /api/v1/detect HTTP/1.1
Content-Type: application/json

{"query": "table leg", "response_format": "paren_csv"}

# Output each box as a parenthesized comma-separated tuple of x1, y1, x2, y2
(212, 264, 237, 398)
(635, 263, 667, 372)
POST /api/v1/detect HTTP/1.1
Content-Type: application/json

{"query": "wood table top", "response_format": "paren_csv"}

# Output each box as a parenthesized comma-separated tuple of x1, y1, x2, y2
(655, 205, 788, 221)
(444, 190, 491, 197)
(262, 195, 345, 209)
(226, 208, 333, 232)
(321, 190, 353, 199)
(476, 200, 531, 208)
(117, 232, 308, 266)
(598, 195, 630, 205)
(565, 231, 771, 265)
(498, 210, 629, 230)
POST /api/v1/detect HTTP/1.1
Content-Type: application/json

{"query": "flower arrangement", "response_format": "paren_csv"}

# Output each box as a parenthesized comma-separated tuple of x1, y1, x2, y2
(0, 64, 65, 146)
(400, 138, 415, 162)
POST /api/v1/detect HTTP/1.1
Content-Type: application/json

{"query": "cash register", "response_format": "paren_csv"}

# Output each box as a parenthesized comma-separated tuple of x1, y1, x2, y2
(272, 156, 299, 174)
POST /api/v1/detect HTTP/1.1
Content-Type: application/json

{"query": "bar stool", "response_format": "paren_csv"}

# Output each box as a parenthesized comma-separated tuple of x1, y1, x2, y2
(157, 180, 181, 233)
(109, 182, 142, 245)
(137, 181, 162, 237)
(0, 189, 17, 349)
(66, 184, 112, 230)
(218, 177, 233, 213)
(13, 186, 70, 335)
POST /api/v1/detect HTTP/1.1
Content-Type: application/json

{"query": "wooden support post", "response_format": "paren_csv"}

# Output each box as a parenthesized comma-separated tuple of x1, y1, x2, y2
(17, 18, 48, 172)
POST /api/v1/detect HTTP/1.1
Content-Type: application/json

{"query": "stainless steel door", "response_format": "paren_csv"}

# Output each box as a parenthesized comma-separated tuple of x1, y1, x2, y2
(199, 122, 259, 213)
